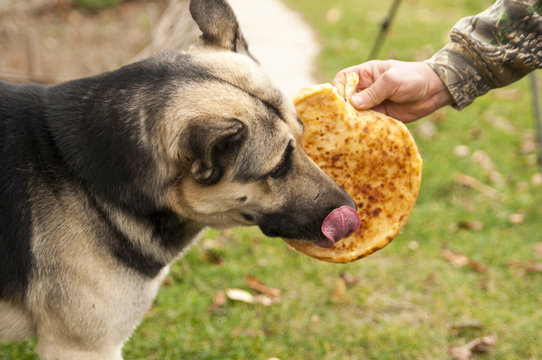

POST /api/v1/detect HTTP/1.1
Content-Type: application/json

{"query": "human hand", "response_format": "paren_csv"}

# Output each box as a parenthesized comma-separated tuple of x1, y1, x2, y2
(332, 60, 453, 123)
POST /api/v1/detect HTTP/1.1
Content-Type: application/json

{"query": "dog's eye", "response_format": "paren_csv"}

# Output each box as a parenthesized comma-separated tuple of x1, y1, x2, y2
(269, 142, 293, 179)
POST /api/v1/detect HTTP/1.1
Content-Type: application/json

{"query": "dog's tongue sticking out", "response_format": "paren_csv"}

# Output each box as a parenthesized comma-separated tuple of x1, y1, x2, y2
(317, 206, 361, 248)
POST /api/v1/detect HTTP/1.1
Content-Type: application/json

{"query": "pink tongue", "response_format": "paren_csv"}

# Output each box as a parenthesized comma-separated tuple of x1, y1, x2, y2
(317, 206, 361, 248)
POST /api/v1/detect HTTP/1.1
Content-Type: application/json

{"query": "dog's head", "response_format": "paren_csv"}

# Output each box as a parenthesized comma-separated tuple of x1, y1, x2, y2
(148, 0, 356, 245)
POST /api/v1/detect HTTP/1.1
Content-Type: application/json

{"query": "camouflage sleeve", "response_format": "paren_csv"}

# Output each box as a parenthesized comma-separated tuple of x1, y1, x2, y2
(425, 0, 542, 109)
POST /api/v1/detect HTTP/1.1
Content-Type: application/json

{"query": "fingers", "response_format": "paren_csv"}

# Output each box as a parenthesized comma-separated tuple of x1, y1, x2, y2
(349, 72, 398, 110)
(332, 66, 358, 98)
(332, 61, 393, 102)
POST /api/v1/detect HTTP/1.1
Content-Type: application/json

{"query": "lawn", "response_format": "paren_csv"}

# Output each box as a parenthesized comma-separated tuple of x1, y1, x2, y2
(1, 0, 541, 359)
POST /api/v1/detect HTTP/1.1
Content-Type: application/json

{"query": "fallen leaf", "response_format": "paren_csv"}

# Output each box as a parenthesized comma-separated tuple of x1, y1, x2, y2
(253, 294, 274, 306)
(257, 258, 269, 267)
(329, 278, 347, 303)
(325, 8, 341, 23)
(225, 288, 277, 306)
(246, 276, 281, 298)
(454, 145, 470, 158)
(204, 249, 224, 265)
(442, 249, 470, 267)
(535, 242, 542, 257)
(471, 150, 503, 184)
(470, 334, 498, 353)
(508, 213, 525, 225)
(450, 333, 497, 360)
(531, 173, 542, 187)
(449, 345, 471, 360)
(449, 220, 483, 232)
(482, 110, 516, 132)
(527, 262, 542, 274)
(226, 288, 254, 304)
(210, 289, 227, 312)
(454, 173, 502, 200)
(507, 260, 542, 275)
(339, 271, 359, 286)
(416, 119, 437, 139)
(469, 127, 484, 139)
(521, 130, 538, 155)
(442, 249, 488, 273)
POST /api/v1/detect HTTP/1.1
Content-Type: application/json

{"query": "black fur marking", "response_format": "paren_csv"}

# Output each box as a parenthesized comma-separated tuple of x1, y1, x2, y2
(0, 82, 54, 300)
(89, 195, 165, 278)
(202, 73, 285, 124)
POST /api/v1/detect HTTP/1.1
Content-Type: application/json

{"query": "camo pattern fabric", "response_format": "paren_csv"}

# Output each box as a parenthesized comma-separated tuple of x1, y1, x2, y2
(426, 0, 542, 109)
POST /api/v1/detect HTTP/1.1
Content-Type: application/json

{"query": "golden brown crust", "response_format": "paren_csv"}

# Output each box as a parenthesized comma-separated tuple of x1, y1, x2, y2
(284, 82, 422, 263)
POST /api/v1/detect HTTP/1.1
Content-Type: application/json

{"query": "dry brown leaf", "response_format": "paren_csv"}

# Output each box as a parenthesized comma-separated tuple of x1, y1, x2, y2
(325, 8, 342, 23)
(339, 271, 359, 286)
(531, 173, 542, 187)
(329, 278, 347, 303)
(482, 110, 516, 132)
(210, 289, 227, 312)
(449, 220, 483, 232)
(508, 260, 542, 275)
(246, 276, 281, 298)
(527, 262, 542, 273)
(521, 130, 538, 155)
(450, 345, 472, 360)
(508, 213, 525, 225)
(252, 295, 274, 306)
(470, 334, 498, 353)
(416, 119, 438, 139)
(454, 173, 502, 200)
(454, 145, 471, 158)
(442, 249, 488, 273)
(450, 334, 498, 360)
(471, 150, 503, 184)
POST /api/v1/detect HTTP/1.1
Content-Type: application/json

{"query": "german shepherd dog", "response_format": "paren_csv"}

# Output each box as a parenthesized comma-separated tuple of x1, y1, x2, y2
(0, 0, 356, 358)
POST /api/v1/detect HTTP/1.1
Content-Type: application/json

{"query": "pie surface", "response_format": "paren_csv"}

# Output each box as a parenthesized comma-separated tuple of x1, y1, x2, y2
(284, 79, 423, 263)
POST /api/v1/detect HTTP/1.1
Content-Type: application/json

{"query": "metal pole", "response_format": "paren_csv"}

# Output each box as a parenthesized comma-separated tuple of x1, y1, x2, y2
(530, 72, 542, 170)
(367, 0, 402, 61)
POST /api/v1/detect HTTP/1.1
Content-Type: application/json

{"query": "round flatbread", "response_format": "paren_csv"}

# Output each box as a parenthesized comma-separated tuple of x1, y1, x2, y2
(284, 75, 422, 263)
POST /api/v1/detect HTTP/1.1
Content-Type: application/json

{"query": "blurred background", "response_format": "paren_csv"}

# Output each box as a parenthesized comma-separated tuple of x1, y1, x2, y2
(0, 0, 541, 359)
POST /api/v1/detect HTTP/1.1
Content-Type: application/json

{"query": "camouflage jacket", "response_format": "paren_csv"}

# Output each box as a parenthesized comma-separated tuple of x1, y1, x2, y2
(426, 0, 542, 109)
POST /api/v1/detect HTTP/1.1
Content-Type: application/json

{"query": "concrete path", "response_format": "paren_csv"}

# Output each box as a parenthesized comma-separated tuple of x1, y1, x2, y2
(228, 0, 319, 98)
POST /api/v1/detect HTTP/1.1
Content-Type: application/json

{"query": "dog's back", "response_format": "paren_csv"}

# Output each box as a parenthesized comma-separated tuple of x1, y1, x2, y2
(0, 82, 49, 302)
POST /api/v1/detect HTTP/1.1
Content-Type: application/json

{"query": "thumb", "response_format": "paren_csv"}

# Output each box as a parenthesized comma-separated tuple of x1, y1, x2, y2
(349, 74, 396, 110)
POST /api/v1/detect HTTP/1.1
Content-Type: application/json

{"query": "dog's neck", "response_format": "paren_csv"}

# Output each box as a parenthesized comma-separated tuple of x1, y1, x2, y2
(89, 194, 205, 278)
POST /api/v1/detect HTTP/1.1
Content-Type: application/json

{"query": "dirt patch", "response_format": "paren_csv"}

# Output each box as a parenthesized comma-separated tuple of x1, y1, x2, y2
(0, 0, 166, 84)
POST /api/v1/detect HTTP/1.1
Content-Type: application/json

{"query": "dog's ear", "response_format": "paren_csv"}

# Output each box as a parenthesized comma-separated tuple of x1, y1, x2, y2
(189, 0, 250, 55)
(185, 118, 246, 185)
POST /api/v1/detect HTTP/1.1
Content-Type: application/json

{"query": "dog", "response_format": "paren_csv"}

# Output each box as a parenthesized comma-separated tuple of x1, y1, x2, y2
(0, 0, 356, 358)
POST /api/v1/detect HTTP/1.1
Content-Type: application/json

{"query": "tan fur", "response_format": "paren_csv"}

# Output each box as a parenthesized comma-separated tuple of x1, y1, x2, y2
(0, 2, 357, 358)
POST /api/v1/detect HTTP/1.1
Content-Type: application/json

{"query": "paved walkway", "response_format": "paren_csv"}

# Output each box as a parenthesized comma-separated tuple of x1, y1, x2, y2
(228, 0, 319, 98)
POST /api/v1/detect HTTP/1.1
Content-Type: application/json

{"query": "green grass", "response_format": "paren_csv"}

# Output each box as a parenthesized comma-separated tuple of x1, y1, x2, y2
(2, 0, 541, 359)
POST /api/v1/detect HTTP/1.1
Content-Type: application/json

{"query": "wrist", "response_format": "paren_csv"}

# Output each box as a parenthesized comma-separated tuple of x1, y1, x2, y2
(423, 62, 454, 108)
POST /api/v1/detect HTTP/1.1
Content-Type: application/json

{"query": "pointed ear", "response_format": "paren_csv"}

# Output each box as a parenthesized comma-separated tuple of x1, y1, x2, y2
(189, 0, 251, 55)
(185, 118, 247, 185)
